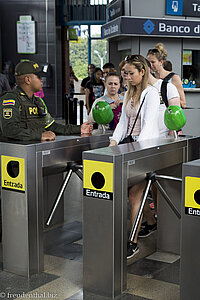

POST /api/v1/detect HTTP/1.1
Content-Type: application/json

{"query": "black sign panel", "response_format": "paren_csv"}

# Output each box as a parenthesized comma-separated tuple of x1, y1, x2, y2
(183, 0, 200, 17)
(107, 0, 124, 22)
(101, 17, 200, 39)
(101, 18, 121, 38)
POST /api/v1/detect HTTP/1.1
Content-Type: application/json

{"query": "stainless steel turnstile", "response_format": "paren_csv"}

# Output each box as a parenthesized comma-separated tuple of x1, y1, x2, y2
(82, 136, 200, 299)
(180, 159, 200, 300)
(0, 133, 111, 277)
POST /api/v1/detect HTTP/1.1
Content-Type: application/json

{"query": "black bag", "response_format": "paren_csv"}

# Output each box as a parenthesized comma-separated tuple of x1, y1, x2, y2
(119, 135, 134, 145)
(119, 92, 147, 145)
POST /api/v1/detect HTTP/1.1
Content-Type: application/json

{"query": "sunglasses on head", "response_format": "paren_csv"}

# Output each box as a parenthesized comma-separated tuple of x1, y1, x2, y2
(147, 48, 160, 54)
(124, 55, 146, 67)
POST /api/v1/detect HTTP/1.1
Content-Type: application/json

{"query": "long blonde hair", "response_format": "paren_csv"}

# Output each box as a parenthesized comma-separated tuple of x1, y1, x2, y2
(125, 54, 149, 107)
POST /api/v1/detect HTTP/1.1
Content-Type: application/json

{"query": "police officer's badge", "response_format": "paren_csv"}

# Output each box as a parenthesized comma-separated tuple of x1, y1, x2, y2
(3, 108, 12, 119)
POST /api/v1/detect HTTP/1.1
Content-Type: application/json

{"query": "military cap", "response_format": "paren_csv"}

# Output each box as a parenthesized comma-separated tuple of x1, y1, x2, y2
(15, 60, 44, 77)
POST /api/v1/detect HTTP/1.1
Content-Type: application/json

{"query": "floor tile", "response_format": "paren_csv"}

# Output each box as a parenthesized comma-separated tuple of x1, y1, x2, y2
(44, 221, 82, 251)
(127, 273, 180, 300)
(18, 276, 82, 300)
(146, 251, 180, 263)
(0, 271, 59, 299)
(65, 289, 151, 300)
(128, 257, 169, 278)
(47, 243, 82, 262)
(153, 259, 180, 285)
(128, 256, 180, 285)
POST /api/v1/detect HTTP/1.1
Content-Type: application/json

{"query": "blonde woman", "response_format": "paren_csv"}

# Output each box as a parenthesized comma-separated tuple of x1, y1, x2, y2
(109, 55, 160, 258)
(147, 43, 186, 108)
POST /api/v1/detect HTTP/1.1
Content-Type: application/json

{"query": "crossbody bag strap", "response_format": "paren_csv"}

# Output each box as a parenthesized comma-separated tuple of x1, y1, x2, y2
(160, 72, 176, 108)
(129, 92, 148, 137)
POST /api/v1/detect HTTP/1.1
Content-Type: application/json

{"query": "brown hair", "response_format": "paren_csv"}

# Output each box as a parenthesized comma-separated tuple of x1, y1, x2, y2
(118, 60, 126, 72)
(105, 72, 120, 82)
(125, 55, 149, 107)
(163, 60, 172, 71)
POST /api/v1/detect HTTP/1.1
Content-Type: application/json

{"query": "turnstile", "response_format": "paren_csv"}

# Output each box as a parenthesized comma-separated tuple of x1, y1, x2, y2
(0, 133, 111, 277)
(180, 159, 200, 300)
(82, 136, 200, 299)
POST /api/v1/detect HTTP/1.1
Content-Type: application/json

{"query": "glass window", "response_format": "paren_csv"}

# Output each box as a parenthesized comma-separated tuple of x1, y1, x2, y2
(182, 50, 200, 88)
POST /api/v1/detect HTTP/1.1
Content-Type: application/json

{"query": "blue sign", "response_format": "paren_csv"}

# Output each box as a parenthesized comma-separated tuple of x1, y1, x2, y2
(166, 0, 183, 16)
(143, 20, 155, 35)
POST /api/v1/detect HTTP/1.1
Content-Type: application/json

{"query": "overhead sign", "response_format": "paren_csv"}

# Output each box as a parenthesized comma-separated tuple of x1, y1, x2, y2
(107, 0, 124, 22)
(185, 176, 200, 216)
(1, 156, 25, 193)
(83, 160, 113, 200)
(166, 0, 200, 17)
(101, 17, 121, 38)
(102, 16, 200, 39)
(183, 0, 200, 17)
(166, 0, 183, 15)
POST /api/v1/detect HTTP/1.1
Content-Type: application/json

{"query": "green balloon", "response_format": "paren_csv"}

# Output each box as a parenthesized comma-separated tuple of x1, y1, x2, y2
(164, 105, 186, 131)
(92, 101, 114, 125)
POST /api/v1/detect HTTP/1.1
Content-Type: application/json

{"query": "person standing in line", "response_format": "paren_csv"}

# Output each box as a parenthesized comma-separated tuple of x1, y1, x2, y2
(163, 60, 172, 72)
(147, 43, 186, 109)
(109, 55, 160, 259)
(0, 73, 11, 95)
(69, 66, 78, 95)
(88, 73, 123, 130)
(80, 64, 95, 94)
(85, 67, 104, 114)
(118, 60, 128, 95)
(102, 62, 115, 79)
(137, 59, 180, 239)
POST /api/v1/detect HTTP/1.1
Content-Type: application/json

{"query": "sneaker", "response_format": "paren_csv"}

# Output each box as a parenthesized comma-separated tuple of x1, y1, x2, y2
(141, 220, 147, 228)
(138, 222, 157, 238)
(127, 241, 139, 259)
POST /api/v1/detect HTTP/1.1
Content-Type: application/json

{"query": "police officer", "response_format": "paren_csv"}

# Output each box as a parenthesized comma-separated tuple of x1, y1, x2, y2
(0, 60, 92, 141)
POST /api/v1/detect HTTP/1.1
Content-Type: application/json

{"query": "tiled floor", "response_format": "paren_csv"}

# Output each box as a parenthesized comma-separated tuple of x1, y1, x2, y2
(0, 173, 181, 300)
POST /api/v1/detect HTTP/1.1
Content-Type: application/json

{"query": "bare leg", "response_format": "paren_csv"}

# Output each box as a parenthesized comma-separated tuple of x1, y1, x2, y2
(129, 181, 146, 243)
(143, 201, 156, 225)
(151, 184, 158, 215)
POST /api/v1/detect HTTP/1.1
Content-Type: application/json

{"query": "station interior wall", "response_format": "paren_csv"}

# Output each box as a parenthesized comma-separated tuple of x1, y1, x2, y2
(0, 0, 63, 118)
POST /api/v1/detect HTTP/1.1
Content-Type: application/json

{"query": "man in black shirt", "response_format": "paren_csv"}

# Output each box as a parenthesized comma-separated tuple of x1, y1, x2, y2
(80, 64, 95, 93)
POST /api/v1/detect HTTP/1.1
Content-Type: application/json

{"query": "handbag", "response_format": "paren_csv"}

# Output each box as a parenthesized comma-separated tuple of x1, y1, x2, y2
(119, 92, 148, 145)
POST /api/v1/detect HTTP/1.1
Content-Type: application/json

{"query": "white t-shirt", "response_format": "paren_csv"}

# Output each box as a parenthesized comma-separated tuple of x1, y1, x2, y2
(153, 79, 179, 137)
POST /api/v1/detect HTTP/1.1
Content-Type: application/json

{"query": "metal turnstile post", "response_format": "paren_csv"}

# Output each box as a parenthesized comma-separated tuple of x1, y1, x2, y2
(180, 159, 200, 300)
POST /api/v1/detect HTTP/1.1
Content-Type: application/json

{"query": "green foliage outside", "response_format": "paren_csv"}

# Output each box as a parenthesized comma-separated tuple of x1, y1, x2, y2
(70, 38, 107, 79)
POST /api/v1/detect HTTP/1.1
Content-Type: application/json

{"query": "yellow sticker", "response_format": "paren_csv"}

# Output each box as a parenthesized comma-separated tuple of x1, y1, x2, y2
(3, 108, 12, 119)
(1, 156, 25, 193)
(185, 176, 200, 216)
(29, 106, 38, 115)
(33, 63, 39, 69)
(83, 160, 113, 200)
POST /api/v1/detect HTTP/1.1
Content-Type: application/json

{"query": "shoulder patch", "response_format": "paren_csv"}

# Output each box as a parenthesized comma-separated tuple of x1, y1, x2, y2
(3, 108, 12, 119)
(2, 100, 15, 106)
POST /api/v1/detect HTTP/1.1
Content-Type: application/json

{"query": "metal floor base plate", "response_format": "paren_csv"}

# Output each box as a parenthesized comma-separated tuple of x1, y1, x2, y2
(146, 251, 180, 263)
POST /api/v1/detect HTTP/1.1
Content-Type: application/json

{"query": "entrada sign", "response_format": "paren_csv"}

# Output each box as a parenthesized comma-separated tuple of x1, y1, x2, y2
(102, 16, 200, 38)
